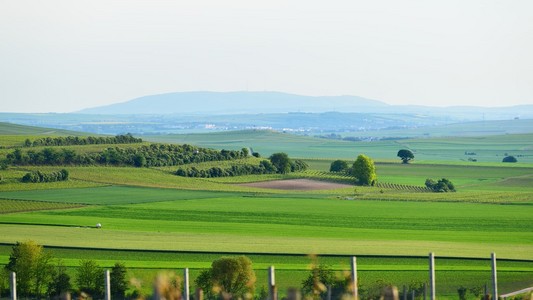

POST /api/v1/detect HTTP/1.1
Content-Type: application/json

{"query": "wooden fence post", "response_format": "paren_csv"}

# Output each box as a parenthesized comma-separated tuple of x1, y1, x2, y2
(184, 268, 190, 300)
(351, 256, 358, 300)
(492, 253, 498, 300)
(104, 269, 111, 300)
(10, 272, 17, 300)
(429, 252, 435, 300)
(195, 288, 204, 300)
(269, 266, 277, 300)
(287, 288, 301, 300)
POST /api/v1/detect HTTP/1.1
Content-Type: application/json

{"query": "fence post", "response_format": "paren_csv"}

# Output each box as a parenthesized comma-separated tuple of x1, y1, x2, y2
(429, 252, 435, 300)
(402, 285, 407, 300)
(10, 272, 17, 300)
(287, 287, 301, 300)
(351, 256, 358, 300)
(104, 269, 111, 300)
(423, 283, 427, 300)
(195, 288, 204, 300)
(491, 253, 498, 300)
(184, 268, 190, 300)
(269, 266, 277, 300)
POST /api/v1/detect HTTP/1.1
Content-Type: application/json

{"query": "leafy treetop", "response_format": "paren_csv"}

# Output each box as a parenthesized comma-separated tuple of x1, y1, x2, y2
(397, 149, 414, 164)
(352, 154, 377, 186)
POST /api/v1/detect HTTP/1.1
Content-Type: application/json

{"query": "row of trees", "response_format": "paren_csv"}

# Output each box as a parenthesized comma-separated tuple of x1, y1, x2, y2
(177, 161, 275, 178)
(21, 169, 69, 183)
(176, 153, 308, 178)
(5, 145, 249, 168)
(2, 241, 127, 299)
(23, 134, 142, 147)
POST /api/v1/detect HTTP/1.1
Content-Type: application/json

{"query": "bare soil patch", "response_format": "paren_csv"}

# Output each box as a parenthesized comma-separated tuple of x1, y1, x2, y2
(239, 179, 352, 191)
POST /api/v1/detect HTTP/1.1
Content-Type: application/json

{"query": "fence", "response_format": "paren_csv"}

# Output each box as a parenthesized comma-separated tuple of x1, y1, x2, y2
(6, 252, 519, 300)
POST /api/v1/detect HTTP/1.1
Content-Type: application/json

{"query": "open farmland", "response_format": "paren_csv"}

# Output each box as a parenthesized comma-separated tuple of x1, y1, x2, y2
(146, 130, 533, 163)
(0, 124, 533, 298)
(1, 189, 533, 258)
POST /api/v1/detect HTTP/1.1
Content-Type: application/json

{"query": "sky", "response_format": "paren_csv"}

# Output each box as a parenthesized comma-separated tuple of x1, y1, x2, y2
(1, 0, 532, 113)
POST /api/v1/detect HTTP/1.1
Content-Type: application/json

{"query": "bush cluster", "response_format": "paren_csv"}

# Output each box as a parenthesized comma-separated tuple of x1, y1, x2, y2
(23, 134, 142, 147)
(21, 169, 69, 183)
(425, 178, 456, 192)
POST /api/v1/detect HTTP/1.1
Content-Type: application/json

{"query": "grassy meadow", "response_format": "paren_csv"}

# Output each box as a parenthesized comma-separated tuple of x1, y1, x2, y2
(0, 123, 532, 298)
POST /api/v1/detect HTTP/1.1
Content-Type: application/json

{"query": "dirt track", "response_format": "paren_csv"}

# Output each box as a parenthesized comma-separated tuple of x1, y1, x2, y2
(239, 178, 351, 191)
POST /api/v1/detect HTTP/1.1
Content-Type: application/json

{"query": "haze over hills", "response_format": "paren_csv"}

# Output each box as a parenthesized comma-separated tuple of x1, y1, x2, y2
(1, 91, 531, 137)
(78, 91, 388, 115)
(78, 91, 533, 120)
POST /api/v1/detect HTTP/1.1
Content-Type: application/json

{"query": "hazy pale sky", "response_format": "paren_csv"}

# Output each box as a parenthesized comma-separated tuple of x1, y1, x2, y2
(1, 0, 532, 113)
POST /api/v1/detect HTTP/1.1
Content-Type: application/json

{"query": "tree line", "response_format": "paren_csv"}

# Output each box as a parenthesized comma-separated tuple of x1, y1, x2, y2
(23, 134, 142, 147)
(176, 153, 308, 178)
(4, 144, 249, 168)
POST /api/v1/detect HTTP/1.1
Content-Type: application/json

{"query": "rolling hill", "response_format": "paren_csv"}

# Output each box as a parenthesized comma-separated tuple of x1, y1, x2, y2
(0, 122, 86, 136)
(78, 91, 388, 115)
(77, 91, 533, 121)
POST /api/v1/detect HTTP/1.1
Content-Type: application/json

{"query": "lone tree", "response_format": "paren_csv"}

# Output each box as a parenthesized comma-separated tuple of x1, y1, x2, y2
(110, 262, 128, 299)
(47, 263, 71, 298)
(330, 160, 349, 172)
(397, 149, 414, 164)
(502, 156, 517, 163)
(352, 154, 377, 186)
(5, 241, 54, 298)
(195, 256, 256, 299)
(76, 259, 103, 298)
(269, 152, 291, 174)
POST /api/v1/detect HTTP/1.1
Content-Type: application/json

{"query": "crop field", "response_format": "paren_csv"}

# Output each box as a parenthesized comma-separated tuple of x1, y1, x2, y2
(1, 191, 532, 258)
(1, 125, 533, 298)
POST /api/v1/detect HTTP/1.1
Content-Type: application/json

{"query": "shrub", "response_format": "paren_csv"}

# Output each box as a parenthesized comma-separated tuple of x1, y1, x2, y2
(21, 169, 69, 183)
(195, 256, 256, 299)
(502, 156, 517, 163)
(330, 160, 349, 172)
(425, 178, 456, 192)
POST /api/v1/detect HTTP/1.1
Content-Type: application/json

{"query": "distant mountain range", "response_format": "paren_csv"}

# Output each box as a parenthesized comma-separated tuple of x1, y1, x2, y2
(78, 91, 533, 121)
(78, 91, 388, 114)
(2, 91, 530, 137)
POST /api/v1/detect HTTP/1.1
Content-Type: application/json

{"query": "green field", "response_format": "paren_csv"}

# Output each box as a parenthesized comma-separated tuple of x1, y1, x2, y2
(0, 124, 533, 298)
(146, 130, 533, 163)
